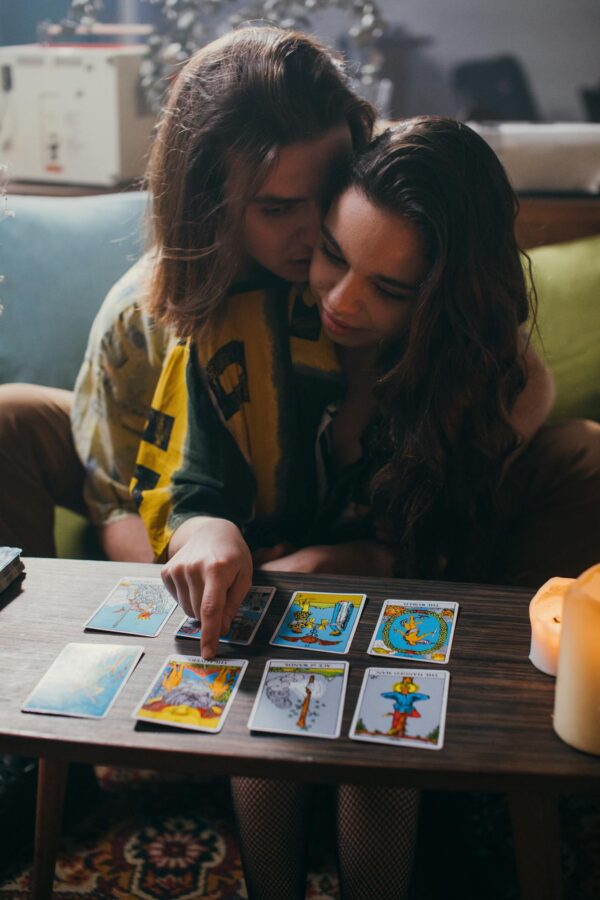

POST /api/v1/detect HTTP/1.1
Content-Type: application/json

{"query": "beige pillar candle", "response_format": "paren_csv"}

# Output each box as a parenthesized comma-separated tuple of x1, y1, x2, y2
(553, 563, 600, 755)
(529, 577, 574, 675)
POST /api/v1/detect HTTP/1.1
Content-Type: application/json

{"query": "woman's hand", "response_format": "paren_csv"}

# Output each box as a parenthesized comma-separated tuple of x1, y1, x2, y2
(162, 516, 253, 659)
(257, 540, 394, 577)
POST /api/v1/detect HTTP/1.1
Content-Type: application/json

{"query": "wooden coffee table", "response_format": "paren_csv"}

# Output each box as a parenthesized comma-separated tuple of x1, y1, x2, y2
(1, 557, 599, 900)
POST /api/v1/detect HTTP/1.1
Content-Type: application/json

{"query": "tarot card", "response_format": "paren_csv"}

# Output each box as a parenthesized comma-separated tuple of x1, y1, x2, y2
(85, 576, 178, 637)
(349, 667, 450, 750)
(248, 659, 349, 739)
(270, 590, 366, 654)
(0, 546, 24, 592)
(367, 599, 459, 664)
(22, 642, 143, 719)
(132, 655, 248, 733)
(175, 586, 276, 645)
(0, 546, 21, 570)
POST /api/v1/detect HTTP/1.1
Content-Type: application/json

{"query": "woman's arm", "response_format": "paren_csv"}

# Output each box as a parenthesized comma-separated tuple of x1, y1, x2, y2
(258, 539, 395, 577)
(163, 516, 253, 659)
(509, 336, 556, 446)
(71, 256, 170, 561)
(99, 515, 154, 562)
(131, 338, 258, 657)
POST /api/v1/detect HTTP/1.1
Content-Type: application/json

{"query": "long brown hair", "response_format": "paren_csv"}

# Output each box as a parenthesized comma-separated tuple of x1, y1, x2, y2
(350, 118, 536, 579)
(145, 25, 375, 337)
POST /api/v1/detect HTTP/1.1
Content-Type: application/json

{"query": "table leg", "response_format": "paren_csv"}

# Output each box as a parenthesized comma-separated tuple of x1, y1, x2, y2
(508, 789, 562, 900)
(31, 758, 69, 900)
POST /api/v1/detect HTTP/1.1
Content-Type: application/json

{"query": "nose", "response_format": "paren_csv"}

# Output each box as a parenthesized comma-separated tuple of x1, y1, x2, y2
(297, 199, 321, 252)
(325, 271, 363, 318)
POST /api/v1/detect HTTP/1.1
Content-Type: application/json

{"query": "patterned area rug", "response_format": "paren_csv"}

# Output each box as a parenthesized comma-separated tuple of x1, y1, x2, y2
(0, 767, 599, 899)
(0, 769, 339, 900)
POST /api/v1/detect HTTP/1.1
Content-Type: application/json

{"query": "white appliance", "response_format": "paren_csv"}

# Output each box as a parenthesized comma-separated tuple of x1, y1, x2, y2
(470, 122, 600, 194)
(0, 43, 156, 186)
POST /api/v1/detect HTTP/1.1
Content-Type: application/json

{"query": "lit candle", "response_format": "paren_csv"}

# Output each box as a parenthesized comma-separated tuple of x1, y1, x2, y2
(554, 563, 600, 755)
(529, 577, 574, 676)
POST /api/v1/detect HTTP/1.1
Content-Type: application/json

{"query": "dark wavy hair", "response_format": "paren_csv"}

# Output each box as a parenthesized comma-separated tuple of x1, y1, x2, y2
(351, 117, 536, 579)
(145, 25, 375, 337)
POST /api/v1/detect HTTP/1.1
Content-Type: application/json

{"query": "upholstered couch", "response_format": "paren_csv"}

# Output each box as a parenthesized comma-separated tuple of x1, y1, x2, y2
(0, 190, 599, 558)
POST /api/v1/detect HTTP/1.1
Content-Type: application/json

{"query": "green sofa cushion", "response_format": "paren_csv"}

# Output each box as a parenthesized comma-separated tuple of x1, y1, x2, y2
(529, 233, 600, 423)
(54, 507, 103, 560)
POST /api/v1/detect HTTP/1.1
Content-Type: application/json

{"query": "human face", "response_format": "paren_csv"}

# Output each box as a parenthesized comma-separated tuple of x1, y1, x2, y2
(241, 125, 352, 284)
(309, 187, 429, 350)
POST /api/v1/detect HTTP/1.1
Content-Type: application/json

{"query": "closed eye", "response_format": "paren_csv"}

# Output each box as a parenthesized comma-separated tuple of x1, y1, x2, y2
(320, 241, 347, 267)
(373, 282, 414, 302)
(261, 205, 293, 217)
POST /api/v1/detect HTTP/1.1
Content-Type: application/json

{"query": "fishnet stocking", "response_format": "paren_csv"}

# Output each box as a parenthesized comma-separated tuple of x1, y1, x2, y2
(336, 784, 419, 900)
(231, 776, 314, 900)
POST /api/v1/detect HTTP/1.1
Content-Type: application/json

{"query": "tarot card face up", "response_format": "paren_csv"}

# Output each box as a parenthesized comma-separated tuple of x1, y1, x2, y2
(85, 576, 178, 637)
(133, 655, 247, 733)
(248, 660, 349, 739)
(349, 667, 450, 750)
(270, 590, 366, 654)
(368, 599, 459, 664)
(22, 642, 144, 719)
(175, 586, 275, 645)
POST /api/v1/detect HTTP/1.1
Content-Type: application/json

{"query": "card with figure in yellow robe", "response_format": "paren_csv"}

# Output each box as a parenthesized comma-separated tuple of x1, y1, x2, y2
(133, 655, 247, 733)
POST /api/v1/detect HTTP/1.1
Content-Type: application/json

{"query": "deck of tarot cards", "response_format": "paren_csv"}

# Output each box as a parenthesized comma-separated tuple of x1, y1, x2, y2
(0, 547, 24, 593)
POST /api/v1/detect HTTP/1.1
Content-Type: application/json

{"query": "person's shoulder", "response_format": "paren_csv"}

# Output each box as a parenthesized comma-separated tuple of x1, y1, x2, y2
(93, 253, 154, 332)
(87, 253, 171, 360)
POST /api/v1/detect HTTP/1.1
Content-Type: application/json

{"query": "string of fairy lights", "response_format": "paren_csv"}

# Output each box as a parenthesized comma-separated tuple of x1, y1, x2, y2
(50, 0, 388, 113)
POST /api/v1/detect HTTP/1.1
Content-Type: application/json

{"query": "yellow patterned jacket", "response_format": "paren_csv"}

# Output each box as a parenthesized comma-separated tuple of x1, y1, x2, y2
(132, 281, 375, 561)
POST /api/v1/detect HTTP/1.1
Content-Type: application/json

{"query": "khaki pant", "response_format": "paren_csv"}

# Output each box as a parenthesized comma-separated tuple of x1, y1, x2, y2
(0, 383, 85, 557)
(0, 382, 599, 586)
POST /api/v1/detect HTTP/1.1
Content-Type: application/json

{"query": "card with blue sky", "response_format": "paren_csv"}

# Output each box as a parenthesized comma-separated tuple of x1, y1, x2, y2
(367, 599, 459, 664)
(248, 659, 349, 739)
(132, 655, 248, 733)
(270, 590, 366, 654)
(85, 576, 178, 638)
(22, 642, 144, 719)
(349, 667, 450, 750)
(174, 585, 275, 645)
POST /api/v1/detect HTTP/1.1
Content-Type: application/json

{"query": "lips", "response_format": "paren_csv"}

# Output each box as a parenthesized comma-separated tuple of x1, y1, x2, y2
(321, 307, 359, 336)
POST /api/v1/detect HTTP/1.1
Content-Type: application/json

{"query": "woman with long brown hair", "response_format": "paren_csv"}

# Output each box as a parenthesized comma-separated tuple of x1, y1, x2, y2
(143, 25, 375, 337)
(64, 24, 375, 560)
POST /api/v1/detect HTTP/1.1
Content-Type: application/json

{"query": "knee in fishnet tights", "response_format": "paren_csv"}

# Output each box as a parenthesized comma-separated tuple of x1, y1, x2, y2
(336, 784, 419, 900)
(231, 776, 314, 900)
(231, 777, 419, 900)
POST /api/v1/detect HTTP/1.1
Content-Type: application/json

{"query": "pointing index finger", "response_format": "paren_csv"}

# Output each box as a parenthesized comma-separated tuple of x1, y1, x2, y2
(199, 571, 227, 660)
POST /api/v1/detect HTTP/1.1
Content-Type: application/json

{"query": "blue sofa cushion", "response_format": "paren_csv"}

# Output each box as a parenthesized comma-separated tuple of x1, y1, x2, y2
(0, 191, 147, 390)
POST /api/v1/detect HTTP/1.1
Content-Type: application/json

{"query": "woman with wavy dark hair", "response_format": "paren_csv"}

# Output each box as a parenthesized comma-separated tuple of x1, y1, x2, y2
(311, 116, 537, 583)
(312, 118, 600, 592)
